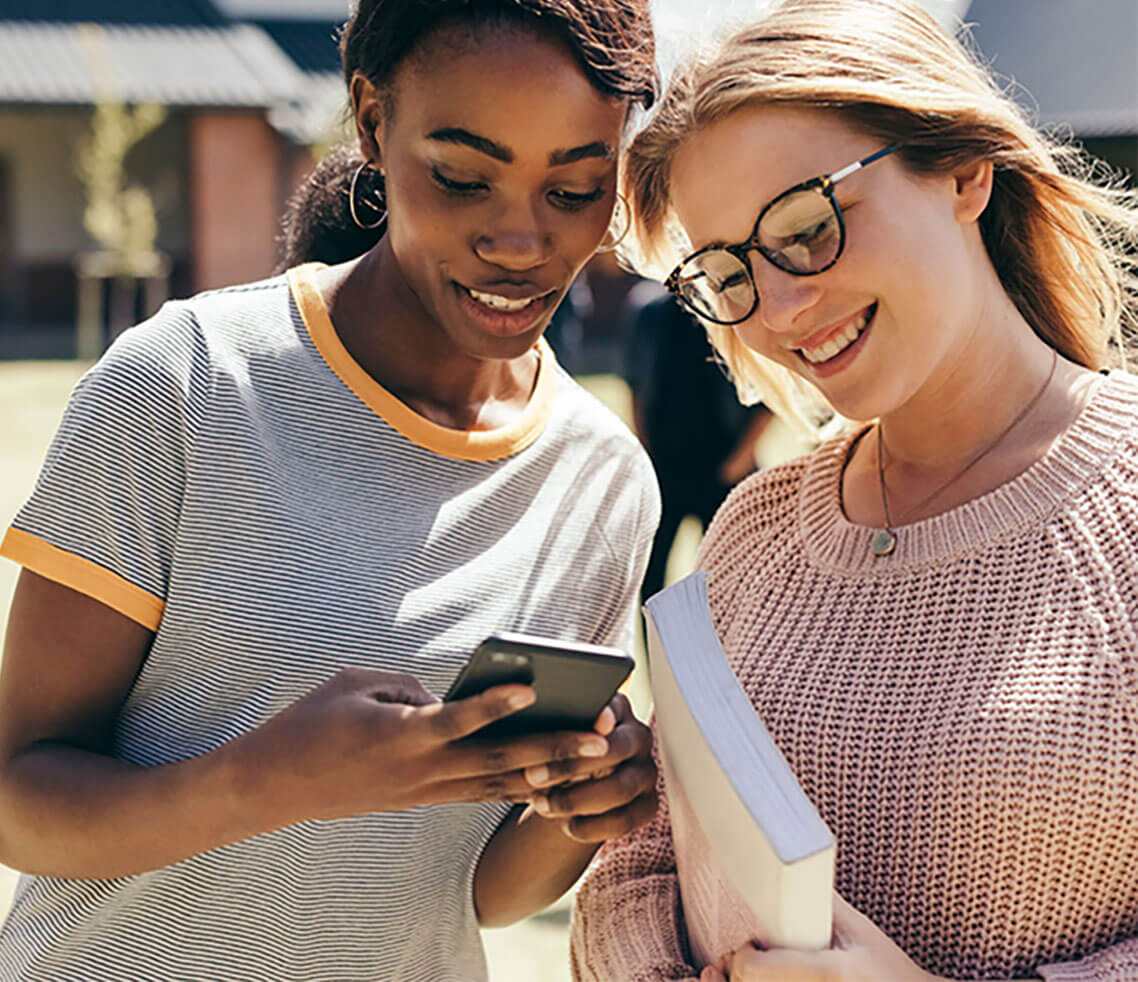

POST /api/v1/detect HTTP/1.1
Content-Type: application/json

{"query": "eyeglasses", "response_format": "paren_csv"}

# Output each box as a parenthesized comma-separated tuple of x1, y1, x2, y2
(664, 145, 901, 326)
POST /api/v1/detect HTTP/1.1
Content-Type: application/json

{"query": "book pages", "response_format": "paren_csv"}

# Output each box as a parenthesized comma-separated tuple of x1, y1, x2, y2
(645, 574, 835, 964)
(660, 731, 775, 966)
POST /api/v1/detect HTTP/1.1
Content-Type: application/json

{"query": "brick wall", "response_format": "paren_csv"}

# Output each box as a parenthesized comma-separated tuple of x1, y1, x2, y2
(189, 112, 280, 291)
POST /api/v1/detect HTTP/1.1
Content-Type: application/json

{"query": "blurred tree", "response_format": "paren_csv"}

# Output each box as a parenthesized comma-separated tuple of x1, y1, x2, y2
(75, 25, 166, 276)
(73, 24, 169, 355)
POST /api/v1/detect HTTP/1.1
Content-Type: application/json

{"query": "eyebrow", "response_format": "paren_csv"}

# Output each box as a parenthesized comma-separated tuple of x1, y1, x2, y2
(428, 128, 512, 163)
(426, 128, 614, 167)
(549, 141, 614, 166)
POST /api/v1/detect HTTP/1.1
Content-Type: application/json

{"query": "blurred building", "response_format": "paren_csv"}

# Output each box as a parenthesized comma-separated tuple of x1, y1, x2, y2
(965, 0, 1137, 182)
(0, 0, 348, 356)
(0, 0, 1133, 361)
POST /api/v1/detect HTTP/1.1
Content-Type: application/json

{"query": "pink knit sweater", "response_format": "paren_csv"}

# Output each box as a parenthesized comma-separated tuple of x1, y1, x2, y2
(571, 372, 1138, 982)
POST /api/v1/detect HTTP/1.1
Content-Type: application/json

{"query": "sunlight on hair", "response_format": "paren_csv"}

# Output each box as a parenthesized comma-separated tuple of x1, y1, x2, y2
(651, 0, 971, 77)
(633, 0, 1138, 437)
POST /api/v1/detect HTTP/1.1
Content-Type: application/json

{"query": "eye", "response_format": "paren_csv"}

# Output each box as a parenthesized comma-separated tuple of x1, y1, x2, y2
(716, 270, 750, 293)
(789, 219, 833, 245)
(548, 187, 605, 211)
(431, 167, 488, 196)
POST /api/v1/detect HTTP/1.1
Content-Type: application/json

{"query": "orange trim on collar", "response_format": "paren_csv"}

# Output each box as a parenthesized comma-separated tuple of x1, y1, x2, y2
(287, 263, 557, 462)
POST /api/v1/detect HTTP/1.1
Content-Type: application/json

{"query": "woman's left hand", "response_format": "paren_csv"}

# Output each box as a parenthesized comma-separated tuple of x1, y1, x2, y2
(700, 894, 941, 982)
(523, 693, 658, 842)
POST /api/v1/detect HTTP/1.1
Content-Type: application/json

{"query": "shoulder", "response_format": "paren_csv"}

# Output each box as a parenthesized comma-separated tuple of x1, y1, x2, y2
(1070, 370, 1138, 497)
(180, 272, 297, 351)
(546, 365, 662, 516)
(1073, 369, 1138, 566)
(549, 366, 649, 465)
(710, 451, 814, 535)
(78, 299, 206, 413)
(106, 273, 293, 368)
(78, 273, 298, 425)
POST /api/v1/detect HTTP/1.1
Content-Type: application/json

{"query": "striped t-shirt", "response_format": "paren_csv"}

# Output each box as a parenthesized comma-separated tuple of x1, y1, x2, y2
(0, 264, 660, 981)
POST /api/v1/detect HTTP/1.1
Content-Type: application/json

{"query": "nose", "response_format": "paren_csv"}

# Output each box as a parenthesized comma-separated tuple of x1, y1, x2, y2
(747, 251, 824, 335)
(473, 199, 554, 272)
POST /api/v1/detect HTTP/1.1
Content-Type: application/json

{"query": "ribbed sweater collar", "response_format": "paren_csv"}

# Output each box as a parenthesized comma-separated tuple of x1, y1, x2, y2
(799, 372, 1138, 574)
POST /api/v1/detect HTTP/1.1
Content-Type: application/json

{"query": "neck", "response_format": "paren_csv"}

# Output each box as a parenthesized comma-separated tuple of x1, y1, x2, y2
(840, 272, 1102, 534)
(322, 242, 539, 430)
(877, 282, 1070, 471)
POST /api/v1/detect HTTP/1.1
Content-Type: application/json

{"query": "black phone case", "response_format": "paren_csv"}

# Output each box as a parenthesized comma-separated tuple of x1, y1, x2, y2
(444, 633, 634, 737)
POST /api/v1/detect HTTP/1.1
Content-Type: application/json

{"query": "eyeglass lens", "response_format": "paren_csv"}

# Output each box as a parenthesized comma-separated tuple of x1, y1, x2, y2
(676, 186, 842, 324)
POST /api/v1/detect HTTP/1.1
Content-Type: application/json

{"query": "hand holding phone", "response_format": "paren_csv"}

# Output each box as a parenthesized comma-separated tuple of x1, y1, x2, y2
(445, 633, 634, 737)
(447, 634, 657, 844)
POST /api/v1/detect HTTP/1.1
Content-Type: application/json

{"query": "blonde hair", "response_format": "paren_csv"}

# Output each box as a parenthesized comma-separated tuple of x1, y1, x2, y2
(623, 0, 1138, 431)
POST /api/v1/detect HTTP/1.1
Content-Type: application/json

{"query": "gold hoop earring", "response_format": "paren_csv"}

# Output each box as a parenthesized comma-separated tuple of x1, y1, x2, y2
(349, 162, 387, 230)
(596, 192, 631, 253)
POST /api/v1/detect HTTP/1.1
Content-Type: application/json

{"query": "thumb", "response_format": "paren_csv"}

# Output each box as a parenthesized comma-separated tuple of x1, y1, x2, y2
(832, 891, 875, 948)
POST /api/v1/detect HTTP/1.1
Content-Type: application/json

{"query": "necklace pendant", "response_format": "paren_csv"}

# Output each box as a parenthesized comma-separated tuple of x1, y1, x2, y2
(871, 527, 897, 557)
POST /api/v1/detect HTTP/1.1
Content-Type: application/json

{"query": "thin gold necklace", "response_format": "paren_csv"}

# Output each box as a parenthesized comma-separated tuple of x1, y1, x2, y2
(870, 348, 1059, 557)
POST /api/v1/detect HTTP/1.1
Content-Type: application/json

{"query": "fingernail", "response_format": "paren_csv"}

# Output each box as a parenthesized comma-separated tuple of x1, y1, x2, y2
(579, 738, 607, 757)
(508, 690, 535, 710)
(533, 795, 551, 815)
(525, 765, 548, 786)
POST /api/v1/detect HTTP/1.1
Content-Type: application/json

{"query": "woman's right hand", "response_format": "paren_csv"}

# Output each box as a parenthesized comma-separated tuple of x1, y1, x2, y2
(233, 667, 611, 825)
(0, 574, 608, 878)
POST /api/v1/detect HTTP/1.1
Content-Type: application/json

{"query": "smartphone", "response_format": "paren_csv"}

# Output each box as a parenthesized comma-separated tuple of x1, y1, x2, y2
(444, 632, 634, 737)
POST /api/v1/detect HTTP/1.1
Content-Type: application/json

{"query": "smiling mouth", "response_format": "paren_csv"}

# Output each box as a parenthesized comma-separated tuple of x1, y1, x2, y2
(797, 303, 877, 364)
(462, 285, 550, 313)
(454, 282, 558, 337)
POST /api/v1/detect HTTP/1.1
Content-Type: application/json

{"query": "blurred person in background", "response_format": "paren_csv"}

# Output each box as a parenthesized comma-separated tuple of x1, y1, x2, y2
(571, 0, 1138, 979)
(0, 1, 663, 978)
(543, 273, 594, 374)
(622, 280, 771, 603)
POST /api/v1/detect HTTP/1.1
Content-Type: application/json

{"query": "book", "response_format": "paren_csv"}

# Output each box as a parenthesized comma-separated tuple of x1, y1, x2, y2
(643, 571, 836, 967)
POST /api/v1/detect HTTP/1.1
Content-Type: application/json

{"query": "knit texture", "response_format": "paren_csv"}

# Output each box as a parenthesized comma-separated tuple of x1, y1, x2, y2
(571, 372, 1138, 981)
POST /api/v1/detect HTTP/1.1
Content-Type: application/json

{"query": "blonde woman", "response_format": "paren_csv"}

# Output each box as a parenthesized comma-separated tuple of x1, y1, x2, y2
(569, 0, 1138, 979)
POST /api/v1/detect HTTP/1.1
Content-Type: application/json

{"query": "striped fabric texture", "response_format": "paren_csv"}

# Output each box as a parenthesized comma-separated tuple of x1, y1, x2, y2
(0, 265, 660, 981)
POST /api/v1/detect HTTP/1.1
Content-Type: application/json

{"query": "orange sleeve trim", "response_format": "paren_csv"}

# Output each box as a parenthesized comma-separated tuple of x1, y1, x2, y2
(0, 528, 164, 632)
(287, 263, 557, 462)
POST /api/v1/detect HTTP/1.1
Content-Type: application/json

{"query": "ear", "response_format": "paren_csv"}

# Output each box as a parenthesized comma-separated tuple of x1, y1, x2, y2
(350, 72, 385, 170)
(951, 157, 993, 224)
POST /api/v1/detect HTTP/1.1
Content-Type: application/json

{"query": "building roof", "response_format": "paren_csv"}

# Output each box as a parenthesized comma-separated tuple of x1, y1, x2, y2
(0, 3, 349, 143)
(248, 20, 346, 143)
(212, 0, 350, 18)
(1, 0, 227, 27)
(0, 21, 305, 108)
(965, 0, 1137, 137)
(256, 19, 342, 75)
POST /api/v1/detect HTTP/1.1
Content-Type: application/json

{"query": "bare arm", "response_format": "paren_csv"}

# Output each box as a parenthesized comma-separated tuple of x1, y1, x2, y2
(0, 571, 610, 879)
(474, 805, 600, 928)
(0, 570, 259, 876)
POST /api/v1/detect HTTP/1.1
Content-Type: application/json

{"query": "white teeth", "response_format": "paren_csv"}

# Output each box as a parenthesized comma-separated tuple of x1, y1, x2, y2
(467, 288, 536, 312)
(800, 312, 870, 364)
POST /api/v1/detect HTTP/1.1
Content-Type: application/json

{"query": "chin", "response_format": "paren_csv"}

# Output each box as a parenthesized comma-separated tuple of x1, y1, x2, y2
(444, 290, 556, 360)
(457, 321, 548, 362)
